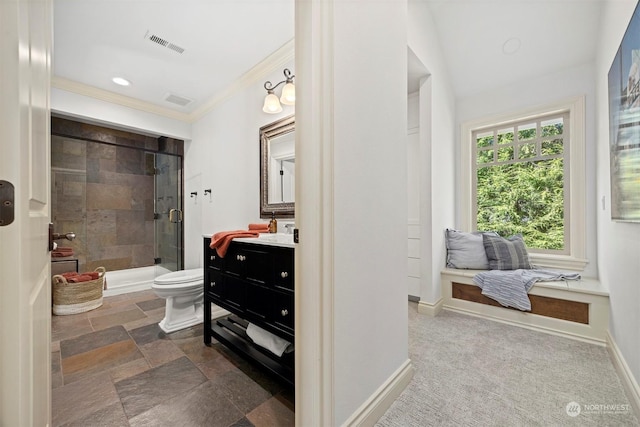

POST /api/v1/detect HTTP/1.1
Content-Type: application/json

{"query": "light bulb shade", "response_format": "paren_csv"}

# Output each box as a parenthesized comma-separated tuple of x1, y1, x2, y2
(262, 93, 283, 113)
(280, 82, 296, 105)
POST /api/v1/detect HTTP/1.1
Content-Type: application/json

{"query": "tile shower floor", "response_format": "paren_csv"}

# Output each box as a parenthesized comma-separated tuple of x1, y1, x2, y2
(51, 290, 294, 427)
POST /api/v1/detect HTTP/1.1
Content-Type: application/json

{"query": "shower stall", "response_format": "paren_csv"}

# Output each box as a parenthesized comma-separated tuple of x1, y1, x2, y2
(50, 117, 184, 295)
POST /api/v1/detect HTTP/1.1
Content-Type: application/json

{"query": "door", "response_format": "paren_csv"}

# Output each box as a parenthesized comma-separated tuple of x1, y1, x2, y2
(154, 153, 183, 275)
(0, 0, 53, 425)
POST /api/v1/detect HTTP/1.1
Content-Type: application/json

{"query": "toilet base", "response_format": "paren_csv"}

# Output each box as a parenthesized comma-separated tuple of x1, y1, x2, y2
(158, 294, 204, 333)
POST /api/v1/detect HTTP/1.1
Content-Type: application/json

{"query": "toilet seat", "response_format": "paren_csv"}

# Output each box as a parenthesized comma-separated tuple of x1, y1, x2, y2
(154, 268, 203, 285)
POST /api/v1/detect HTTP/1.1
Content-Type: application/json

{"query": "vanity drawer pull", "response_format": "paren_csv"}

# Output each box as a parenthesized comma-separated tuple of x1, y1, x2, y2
(210, 281, 216, 286)
(281, 309, 288, 316)
(210, 255, 216, 261)
(280, 271, 288, 278)
(236, 254, 246, 261)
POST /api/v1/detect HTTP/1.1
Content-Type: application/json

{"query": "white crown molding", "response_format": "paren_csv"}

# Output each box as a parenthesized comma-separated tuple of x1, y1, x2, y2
(51, 76, 192, 122)
(189, 38, 295, 122)
(51, 38, 295, 124)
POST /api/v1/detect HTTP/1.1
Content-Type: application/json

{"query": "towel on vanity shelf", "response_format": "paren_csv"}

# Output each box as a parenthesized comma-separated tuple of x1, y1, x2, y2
(210, 230, 260, 257)
(248, 223, 270, 231)
(246, 323, 292, 357)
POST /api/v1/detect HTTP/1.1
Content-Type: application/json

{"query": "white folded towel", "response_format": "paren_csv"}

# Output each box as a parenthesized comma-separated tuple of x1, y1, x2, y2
(246, 323, 292, 357)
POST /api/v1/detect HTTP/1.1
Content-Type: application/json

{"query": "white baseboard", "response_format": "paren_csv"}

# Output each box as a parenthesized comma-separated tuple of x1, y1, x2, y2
(417, 297, 443, 317)
(342, 359, 414, 427)
(606, 331, 640, 420)
(103, 282, 152, 297)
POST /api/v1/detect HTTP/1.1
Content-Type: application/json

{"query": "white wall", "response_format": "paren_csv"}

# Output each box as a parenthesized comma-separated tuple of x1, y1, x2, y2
(456, 62, 599, 278)
(186, 63, 295, 268)
(326, 0, 409, 423)
(407, 2, 457, 307)
(51, 87, 192, 140)
(595, 0, 640, 394)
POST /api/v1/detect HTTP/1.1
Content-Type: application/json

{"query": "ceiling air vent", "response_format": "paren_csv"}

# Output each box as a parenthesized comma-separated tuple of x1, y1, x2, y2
(164, 93, 193, 107)
(145, 31, 185, 54)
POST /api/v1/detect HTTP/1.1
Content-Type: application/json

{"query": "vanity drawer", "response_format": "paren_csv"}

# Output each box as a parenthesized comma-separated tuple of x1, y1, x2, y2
(272, 290, 294, 334)
(224, 244, 271, 285)
(206, 247, 224, 270)
(245, 283, 271, 322)
(206, 269, 224, 298)
(244, 284, 294, 338)
(272, 247, 294, 291)
(207, 269, 245, 313)
(242, 247, 272, 285)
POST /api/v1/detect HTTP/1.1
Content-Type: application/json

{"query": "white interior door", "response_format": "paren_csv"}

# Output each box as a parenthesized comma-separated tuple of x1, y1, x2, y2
(0, 0, 53, 425)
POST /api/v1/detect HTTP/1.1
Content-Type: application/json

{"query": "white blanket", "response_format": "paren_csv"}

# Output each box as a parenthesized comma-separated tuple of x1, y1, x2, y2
(473, 269, 581, 311)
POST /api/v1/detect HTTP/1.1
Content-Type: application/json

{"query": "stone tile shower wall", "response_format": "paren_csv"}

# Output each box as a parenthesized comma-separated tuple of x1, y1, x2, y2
(51, 117, 184, 274)
(51, 135, 155, 273)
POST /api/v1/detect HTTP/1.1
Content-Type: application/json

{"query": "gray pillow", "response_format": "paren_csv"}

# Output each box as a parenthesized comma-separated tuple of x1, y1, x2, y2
(482, 233, 532, 270)
(445, 229, 493, 269)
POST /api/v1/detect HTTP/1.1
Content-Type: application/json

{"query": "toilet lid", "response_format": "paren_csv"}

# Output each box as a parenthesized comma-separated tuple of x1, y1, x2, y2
(154, 268, 203, 285)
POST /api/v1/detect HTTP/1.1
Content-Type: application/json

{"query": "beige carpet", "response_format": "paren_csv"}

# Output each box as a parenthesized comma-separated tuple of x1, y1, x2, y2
(377, 303, 638, 426)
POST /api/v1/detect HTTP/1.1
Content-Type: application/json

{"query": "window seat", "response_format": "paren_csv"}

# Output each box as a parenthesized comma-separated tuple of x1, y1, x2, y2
(440, 268, 609, 345)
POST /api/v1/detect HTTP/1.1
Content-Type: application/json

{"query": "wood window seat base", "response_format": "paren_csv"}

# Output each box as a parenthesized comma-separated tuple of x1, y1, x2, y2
(440, 268, 610, 345)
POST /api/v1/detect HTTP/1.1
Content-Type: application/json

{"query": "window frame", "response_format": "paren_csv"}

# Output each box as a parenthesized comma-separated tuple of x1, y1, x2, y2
(460, 96, 587, 271)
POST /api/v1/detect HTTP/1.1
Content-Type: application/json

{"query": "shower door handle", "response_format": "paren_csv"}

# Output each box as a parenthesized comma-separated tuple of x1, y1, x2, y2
(169, 209, 183, 223)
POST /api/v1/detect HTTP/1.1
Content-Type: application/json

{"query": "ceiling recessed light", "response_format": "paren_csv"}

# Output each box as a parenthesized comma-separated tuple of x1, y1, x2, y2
(502, 37, 521, 55)
(112, 77, 131, 86)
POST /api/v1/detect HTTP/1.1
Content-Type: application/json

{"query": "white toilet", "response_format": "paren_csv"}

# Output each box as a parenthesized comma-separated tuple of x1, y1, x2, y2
(152, 268, 204, 333)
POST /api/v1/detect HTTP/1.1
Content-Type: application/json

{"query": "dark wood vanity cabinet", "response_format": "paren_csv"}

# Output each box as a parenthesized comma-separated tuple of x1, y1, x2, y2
(203, 238, 294, 385)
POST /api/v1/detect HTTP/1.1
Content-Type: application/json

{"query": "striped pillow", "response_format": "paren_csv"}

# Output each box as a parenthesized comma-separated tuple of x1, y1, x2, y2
(482, 233, 532, 270)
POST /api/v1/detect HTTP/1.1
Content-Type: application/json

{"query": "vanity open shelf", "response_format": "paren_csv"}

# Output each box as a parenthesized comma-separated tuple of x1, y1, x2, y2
(203, 236, 295, 386)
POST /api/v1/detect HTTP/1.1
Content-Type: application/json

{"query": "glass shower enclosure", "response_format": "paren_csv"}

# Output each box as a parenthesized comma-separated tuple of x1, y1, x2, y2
(154, 153, 183, 276)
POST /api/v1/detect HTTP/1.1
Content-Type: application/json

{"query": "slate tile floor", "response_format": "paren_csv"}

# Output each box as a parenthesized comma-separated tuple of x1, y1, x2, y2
(51, 290, 294, 427)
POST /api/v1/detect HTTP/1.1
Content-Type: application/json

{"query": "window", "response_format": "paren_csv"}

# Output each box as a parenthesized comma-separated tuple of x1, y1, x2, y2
(473, 112, 568, 252)
(460, 97, 587, 270)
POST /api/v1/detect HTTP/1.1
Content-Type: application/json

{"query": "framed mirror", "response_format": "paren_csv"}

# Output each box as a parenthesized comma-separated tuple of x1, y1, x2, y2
(260, 115, 295, 218)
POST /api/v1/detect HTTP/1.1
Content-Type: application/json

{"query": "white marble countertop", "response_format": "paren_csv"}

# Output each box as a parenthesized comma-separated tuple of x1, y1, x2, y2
(204, 233, 295, 249)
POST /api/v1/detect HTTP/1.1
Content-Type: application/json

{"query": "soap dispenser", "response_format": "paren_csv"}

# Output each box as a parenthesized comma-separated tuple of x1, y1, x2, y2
(269, 212, 278, 233)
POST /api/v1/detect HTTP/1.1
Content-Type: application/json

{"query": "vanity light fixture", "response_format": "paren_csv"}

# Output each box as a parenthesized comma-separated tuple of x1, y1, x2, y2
(262, 68, 295, 114)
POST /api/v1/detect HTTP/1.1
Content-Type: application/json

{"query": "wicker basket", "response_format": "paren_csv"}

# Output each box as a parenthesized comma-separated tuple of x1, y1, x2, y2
(52, 267, 106, 315)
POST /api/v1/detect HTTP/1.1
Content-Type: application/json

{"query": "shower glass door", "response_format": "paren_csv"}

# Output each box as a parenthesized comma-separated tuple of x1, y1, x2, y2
(154, 153, 183, 276)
